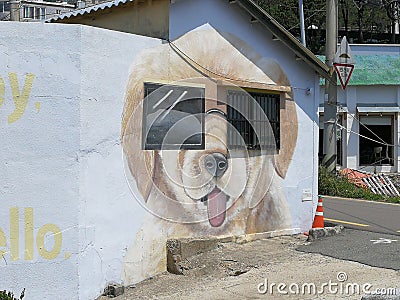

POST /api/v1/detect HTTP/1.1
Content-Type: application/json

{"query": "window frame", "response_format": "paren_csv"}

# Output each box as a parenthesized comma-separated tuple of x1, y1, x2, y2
(142, 82, 205, 150)
(226, 89, 281, 150)
(34, 7, 40, 19)
(358, 114, 394, 166)
(23, 6, 29, 18)
(40, 7, 46, 20)
(28, 6, 33, 18)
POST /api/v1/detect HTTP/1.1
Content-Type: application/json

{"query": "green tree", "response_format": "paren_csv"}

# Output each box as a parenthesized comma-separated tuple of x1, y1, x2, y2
(256, 0, 398, 53)
(256, 0, 326, 53)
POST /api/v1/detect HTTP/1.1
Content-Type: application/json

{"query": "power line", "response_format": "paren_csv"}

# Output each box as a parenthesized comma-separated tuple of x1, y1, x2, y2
(346, 110, 387, 144)
(337, 123, 396, 147)
(329, 102, 396, 149)
(336, 103, 386, 144)
(167, 40, 308, 91)
(168, 39, 397, 154)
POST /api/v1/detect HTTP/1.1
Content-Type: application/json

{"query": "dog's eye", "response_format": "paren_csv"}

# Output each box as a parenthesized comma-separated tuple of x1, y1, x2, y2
(206, 161, 214, 169)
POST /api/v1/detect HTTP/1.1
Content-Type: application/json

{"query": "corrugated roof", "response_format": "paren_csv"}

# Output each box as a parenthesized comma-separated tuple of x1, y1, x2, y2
(45, 0, 134, 22)
(318, 54, 400, 85)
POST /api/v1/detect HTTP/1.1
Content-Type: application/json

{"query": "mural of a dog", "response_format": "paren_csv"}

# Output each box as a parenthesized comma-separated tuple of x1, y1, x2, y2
(121, 28, 298, 284)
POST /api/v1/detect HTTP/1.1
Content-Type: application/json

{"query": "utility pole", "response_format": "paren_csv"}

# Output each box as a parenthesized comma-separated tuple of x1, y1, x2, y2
(322, 0, 338, 172)
(299, 0, 306, 47)
(10, 0, 20, 21)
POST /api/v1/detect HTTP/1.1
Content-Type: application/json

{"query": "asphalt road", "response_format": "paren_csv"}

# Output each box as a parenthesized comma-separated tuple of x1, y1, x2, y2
(298, 229, 400, 271)
(322, 196, 400, 235)
(299, 196, 400, 273)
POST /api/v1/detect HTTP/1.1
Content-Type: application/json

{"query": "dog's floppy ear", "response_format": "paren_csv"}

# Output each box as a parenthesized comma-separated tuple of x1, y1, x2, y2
(122, 83, 156, 203)
(273, 94, 297, 179)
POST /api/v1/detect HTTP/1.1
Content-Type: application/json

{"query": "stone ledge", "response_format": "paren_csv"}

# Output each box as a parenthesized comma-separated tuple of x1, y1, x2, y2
(307, 225, 345, 242)
(102, 283, 124, 298)
(166, 228, 300, 275)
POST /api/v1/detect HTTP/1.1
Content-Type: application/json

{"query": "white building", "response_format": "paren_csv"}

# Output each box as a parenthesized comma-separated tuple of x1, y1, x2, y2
(0, 0, 102, 22)
(1, 0, 329, 298)
(319, 44, 400, 173)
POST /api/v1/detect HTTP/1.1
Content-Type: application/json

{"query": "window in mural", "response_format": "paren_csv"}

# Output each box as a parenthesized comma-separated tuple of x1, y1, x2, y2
(359, 115, 394, 166)
(142, 82, 205, 150)
(227, 90, 280, 150)
(0, 1, 10, 13)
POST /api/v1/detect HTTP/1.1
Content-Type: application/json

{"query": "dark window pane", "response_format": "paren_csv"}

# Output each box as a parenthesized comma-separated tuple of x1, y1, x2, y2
(359, 123, 393, 166)
(142, 83, 205, 150)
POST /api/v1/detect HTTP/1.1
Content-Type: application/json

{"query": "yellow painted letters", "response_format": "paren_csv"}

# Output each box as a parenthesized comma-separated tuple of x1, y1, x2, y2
(0, 228, 6, 259)
(8, 73, 35, 124)
(24, 208, 34, 260)
(10, 207, 19, 261)
(36, 224, 62, 260)
(0, 207, 65, 262)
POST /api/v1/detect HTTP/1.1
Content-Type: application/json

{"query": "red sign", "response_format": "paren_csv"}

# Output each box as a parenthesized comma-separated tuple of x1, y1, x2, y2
(334, 63, 354, 90)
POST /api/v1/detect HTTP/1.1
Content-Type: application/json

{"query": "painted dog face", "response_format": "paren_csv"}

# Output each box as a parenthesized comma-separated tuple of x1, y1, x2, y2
(159, 112, 248, 228)
(121, 27, 298, 232)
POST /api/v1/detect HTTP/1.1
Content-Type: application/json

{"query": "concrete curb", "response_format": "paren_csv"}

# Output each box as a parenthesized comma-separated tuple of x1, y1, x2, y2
(319, 195, 400, 206)
(166, 228, 300, 275)
(307, 225, 344, 242)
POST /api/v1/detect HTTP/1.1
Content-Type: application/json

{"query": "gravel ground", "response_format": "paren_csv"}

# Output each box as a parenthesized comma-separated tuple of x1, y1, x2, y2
(98, 234, 400, 300)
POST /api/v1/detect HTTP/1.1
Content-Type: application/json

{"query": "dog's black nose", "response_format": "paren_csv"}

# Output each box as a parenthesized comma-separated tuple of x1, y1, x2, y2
(204, 153, 228, 177)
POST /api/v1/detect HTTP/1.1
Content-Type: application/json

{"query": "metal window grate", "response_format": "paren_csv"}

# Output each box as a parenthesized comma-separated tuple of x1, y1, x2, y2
(227, 91, 280, 150)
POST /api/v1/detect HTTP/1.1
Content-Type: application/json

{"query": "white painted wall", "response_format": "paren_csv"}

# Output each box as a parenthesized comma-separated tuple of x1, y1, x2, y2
(76, 27, 160, 299)
(0, 22, 81, 299)
(0, 22, 160, 299)
(78, 26, 160, 300)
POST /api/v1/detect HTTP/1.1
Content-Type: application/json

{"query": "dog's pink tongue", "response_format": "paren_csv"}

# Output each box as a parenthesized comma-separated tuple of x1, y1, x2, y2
(207, 188, 227, 227)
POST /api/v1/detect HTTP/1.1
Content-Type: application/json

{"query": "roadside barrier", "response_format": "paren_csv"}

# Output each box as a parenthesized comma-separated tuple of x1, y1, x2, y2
(312, 196, 324, 228)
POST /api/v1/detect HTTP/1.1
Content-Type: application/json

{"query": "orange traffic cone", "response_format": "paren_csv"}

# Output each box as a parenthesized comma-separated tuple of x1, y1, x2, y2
(312, 196, 324, 228)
